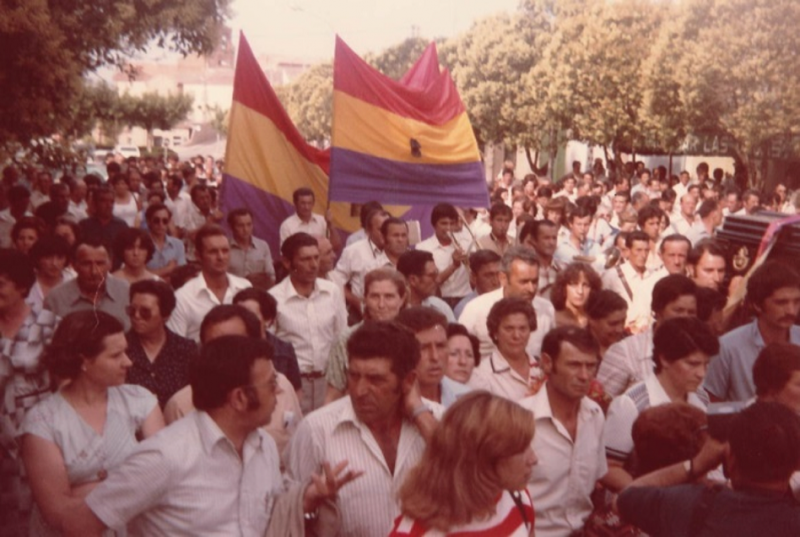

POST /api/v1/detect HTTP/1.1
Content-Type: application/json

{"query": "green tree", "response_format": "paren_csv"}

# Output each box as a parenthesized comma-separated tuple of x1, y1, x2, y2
(206, 104, 229, 138)
(280, 62, 333, 144)
(678, 0, 800, 187)
(365, 37, 432, 80)
(442, 10, 549, 170)
(120, 92, 195, 151)
(523, 0, 664, 172)
(0, 0, 229, 144)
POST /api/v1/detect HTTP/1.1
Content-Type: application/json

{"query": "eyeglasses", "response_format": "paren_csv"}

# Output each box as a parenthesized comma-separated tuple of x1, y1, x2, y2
(126, 305, 155, 320)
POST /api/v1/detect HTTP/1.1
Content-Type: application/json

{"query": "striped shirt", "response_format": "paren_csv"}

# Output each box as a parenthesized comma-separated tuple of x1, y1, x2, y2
(596, 329, 655, 397)
(286, 396, 444, 537)
(604, 375, 707, 462)
(389, 489, 535, 536)
(468, 350, 545, 402)
(268, 277, 347, 373)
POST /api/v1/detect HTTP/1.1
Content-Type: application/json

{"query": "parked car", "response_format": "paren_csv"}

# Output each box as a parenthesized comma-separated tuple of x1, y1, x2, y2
(114, 145, 141, 159)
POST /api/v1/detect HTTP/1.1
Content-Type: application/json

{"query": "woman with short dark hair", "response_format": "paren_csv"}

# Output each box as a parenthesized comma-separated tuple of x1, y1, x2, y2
(26, 236, 74, 314)
(20, 310, 164, 535)
(112, 227, 160, 284)
(445, 323, 480, 384)
(468, 297, 544, 401)
(601, 316, 719, 492)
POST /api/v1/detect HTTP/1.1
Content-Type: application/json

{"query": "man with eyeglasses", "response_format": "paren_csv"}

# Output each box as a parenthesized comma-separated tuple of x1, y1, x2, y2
(125, 279, 198, 408)
(145, 203, 186, 282)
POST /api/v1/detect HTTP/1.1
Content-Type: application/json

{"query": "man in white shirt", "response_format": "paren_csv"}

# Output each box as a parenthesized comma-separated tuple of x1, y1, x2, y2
(671, 193, 698, 236)
(453, 249, 502, 318)
(167, 225, 252, 341)
(279, 187, 333, 248)
(29, 170, 52, 209)
(163, 304, 302, 456)
(286, 321, 441, 537)
(672, 170, 691, 201)
(164, 174, 190, 228)
(554, 176, 578, 203)
(597, 274, 698, 396)
(330, 208, 390, 313)
(738, 189, 761, 216)
(396, 250, 456, 322)
(459, 246, 555, 359)
(416, 203, 470, 309)
(345, 201, 383, 247)
(519, 220, 562, 299)
(519, 327, 607, 537)
(601, 230, 658, 333)
(66, 179, 88, 221)
(269, 232, 347, 413)
(686, 199, 722, 246)
(65, 336, 357, 537)
(722, 188, 743, 217)
(608, 190, 631, 230)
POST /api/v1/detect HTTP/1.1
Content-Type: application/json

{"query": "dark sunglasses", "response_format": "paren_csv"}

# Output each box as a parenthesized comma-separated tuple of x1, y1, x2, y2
(126, 305, 155, 320)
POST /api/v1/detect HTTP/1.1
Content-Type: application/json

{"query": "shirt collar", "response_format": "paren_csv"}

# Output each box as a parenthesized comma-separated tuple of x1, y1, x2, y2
(196, 411, 264, 456)
(751, 319, 766, 349)
(284, 277, 328, 300)
(529, 382, 602, 423)
(69, 279, 112, 305)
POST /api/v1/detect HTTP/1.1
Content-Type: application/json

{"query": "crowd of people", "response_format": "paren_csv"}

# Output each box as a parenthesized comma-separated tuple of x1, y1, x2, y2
(1, 152, 800, 536)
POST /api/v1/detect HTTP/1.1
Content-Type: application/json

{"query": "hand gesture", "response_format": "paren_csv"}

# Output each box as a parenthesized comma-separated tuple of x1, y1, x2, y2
(304, 460, 364, 511)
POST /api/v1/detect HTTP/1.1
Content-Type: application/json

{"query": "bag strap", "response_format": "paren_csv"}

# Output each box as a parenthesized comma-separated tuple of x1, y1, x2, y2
(689, 484, 724, 537)
(616, 266, 634, 301)
(510, 490, 532, 530)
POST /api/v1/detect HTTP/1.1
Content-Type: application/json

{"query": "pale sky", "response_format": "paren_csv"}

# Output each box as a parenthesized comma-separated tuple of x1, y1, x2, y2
(231, 0, 520, 60)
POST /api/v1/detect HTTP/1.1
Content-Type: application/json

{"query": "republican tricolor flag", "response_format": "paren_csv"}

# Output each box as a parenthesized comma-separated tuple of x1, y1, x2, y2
(329, 36, 489, 208)
(221, 33, 345, 253)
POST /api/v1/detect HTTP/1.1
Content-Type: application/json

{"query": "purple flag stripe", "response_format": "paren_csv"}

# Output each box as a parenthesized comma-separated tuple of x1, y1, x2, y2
(329, 148, 489, 207)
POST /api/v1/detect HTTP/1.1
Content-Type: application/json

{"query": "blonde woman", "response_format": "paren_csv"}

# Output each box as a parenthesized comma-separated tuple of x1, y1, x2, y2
(390, 391, 537, 536)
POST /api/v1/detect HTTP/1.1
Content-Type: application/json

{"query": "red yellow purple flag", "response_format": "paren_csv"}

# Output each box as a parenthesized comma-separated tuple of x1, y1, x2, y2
(329, 36, 489, 207)
(221, 32, 360, 252)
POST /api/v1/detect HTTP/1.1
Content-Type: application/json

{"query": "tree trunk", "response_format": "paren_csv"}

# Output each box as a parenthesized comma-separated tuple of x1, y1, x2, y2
(668, 153, 673, 179)
(759, 141, 770, 191)
(602, 145, 609, 170)
(525, 146, 536, 173)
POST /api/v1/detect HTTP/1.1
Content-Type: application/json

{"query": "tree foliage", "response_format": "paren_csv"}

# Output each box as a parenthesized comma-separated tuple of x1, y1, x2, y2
(443, 11, 546, 151)
(0, 0, 229, 144)
(677, 0, 800, 185)
(279, 62, 333, 144)
(120, 92, 195, 150)
(365, 37, 433, 80)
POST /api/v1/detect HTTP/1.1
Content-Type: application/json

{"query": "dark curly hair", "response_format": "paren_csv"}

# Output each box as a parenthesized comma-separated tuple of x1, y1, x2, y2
(550, 262, 601, 311)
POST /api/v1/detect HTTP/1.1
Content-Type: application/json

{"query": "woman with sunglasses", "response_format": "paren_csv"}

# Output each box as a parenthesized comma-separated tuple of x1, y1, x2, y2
(144, 203, 186, 283)
(19, 310, 164, 535)
(124, 280, 197, 408)
(391, 391, 537, 536)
